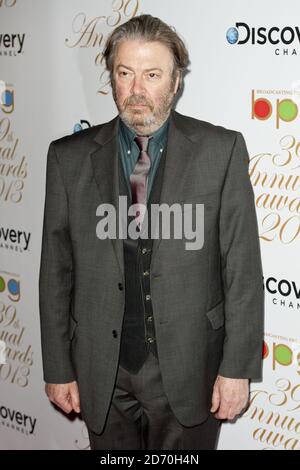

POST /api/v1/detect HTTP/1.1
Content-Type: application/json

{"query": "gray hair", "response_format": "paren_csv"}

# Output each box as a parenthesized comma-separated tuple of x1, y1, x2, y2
(103, 14, 189, 91)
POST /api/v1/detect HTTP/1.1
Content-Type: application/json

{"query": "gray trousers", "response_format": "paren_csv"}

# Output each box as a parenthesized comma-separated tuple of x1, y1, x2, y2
(88, 351, 221, 450)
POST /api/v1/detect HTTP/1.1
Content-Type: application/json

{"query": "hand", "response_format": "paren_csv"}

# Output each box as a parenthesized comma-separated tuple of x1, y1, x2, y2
(45, 381, 81, 414)
(210, 375, 249, 420)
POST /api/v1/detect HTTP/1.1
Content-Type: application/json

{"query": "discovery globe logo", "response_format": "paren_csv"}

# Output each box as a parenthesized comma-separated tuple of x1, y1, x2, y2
(226, 27, 239, 45)
(73, 119, 91, 134)
(226, 22, 300, 55)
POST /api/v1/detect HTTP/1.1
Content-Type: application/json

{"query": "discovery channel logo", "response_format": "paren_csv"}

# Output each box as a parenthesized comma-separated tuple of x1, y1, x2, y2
(226, 23, 300, 54)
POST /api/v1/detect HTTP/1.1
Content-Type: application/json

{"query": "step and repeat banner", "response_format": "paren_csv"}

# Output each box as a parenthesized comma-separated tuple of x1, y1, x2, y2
(0, 0, 299, 450)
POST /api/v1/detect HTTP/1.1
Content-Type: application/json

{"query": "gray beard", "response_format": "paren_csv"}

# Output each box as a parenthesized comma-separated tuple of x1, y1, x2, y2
(119, 108, 170, 136)
(113, 87, 175, 136)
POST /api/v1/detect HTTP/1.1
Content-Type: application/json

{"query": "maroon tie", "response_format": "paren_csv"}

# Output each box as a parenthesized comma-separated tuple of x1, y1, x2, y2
(130, 135, 152, 230)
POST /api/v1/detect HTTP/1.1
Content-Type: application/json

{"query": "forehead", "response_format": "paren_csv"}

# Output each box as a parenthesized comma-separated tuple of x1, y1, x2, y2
(114, 39, 174, 70)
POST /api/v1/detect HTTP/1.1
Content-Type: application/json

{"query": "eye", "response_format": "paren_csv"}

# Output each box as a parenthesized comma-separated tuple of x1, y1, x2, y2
(148, 72, 159, 79)
(119, 71, 129, 77)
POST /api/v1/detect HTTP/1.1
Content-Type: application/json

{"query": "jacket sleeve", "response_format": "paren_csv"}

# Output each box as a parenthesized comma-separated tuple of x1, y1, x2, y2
(218, 131, 264, 380)
(38, 141, 75, 384)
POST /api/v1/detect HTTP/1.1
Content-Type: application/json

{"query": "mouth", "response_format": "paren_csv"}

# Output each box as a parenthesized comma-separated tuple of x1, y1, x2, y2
(128, 104, 148, 108)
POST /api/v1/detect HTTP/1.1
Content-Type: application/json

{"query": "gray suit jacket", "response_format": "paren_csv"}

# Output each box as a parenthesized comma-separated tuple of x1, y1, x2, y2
(39, 110, 264, 433)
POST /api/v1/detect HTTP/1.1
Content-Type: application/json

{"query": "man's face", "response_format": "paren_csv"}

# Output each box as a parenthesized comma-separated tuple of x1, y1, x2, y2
(112, 39, 180, 135)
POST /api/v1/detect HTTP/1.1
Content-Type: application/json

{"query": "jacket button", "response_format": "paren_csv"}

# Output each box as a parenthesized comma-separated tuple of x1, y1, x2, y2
(112, 330, 118, 338)
(118, 282, 123, 291)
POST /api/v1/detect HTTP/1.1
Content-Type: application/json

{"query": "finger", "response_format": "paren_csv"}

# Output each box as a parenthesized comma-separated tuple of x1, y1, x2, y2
(241, 398, 250, 413)
(227, 407, 237, 421)
(56, 399, 73, 414)
(59, 402, 73, 414)
(215, 399, 229, 420)
(70, 386, 81, 413)
(54, 393, 73, 414)
(223, 401, 244, 421)
(228, 402, 247, 420)
(210, 387, 220, 413)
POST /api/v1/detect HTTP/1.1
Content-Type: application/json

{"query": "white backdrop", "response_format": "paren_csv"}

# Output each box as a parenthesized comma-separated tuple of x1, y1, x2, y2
(0, 0, 299, 450)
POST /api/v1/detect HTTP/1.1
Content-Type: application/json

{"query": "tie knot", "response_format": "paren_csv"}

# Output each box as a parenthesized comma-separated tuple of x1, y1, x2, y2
(135, 135, 150, 152)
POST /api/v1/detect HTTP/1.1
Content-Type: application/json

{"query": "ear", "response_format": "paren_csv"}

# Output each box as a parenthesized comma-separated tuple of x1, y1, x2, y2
(173, 71, 181, 94)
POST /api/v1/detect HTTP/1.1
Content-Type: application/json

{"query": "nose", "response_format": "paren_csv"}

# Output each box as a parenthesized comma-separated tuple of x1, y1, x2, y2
(130, 76, 145, 95)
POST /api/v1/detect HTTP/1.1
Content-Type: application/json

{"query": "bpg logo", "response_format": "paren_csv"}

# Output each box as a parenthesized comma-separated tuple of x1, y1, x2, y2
(0, 80, 14, 114)
(263, 340, 300, 375)
(227, 23, 300, 45)
(0, 0, 17, 7)
(0, 270, 20, 302)
(0, 340, 6, 364)
(251, 90, 299, 129)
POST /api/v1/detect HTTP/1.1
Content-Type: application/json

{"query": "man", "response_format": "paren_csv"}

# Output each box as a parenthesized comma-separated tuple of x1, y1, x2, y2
(39, 14, 264, 450)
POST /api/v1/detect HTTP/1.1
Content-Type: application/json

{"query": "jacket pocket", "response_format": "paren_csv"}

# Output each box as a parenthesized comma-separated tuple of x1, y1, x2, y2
(205, 300, 225, 330)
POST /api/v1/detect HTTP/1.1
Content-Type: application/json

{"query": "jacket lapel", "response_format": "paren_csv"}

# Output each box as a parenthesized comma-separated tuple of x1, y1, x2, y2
(90, 116, 125, 279)
(150, 110, 197, 269)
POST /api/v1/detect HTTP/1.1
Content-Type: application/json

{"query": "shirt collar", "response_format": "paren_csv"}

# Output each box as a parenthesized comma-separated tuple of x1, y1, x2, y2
(119, 114, 170, 151)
